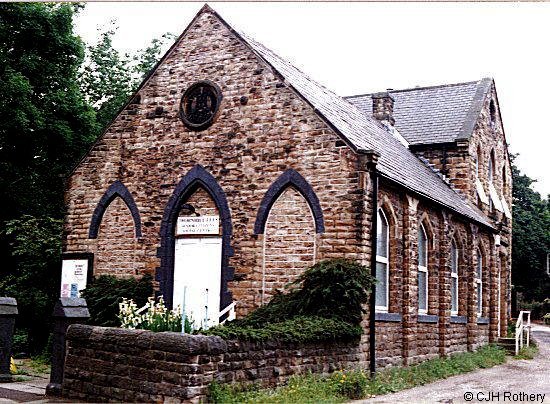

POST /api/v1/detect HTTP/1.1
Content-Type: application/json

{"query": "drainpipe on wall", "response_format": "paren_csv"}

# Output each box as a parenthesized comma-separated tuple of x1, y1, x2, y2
(358, 149, 381, 377)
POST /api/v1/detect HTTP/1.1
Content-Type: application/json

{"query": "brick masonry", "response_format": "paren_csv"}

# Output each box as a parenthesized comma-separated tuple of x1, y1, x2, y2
(63, 6, 511, 375)
(62, 324, 365, 403)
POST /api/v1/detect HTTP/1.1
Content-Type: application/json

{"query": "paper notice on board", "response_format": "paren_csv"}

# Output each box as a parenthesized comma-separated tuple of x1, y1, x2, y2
(60, 259, 88, 298)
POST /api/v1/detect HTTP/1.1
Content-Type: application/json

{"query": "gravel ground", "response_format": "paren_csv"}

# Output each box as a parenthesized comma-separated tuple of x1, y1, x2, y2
(357, 324, 550, 404)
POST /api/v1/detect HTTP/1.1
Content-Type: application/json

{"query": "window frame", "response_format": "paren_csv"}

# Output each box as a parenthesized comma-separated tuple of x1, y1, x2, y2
(418, 223, 429, 314)
(450, 239, 459, 316)
(375, 209, 390, 312)
(475, 249, 483, 317)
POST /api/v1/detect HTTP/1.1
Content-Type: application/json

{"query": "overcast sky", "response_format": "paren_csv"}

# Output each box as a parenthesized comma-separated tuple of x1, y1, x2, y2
(75, 2, 550, 197)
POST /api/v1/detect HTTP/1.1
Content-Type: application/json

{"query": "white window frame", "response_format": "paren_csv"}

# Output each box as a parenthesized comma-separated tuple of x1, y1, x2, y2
(418, 223, 429, 314)
(375, 209, 389, 312)
(450, 240, 459, 316)
(476, 249, 483, 317)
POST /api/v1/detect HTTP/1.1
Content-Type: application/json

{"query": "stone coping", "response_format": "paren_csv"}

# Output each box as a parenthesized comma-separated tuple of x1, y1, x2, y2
(375, 312, 402, 322)
(477, 317, 490, 325)
(450, 316, 468, 324)
(418, 314, 439, 323)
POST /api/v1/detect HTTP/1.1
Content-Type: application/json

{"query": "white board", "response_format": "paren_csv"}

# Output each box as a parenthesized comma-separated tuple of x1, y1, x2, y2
(173, 237, 222, 329)
(60, 259, 88, 298)
(176, 215, 219, 235)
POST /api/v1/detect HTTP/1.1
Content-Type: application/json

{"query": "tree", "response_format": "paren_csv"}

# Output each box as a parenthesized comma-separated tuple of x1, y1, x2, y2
(80, 24, 175, 133)
(511, 155, 550, 303)
(0, 3, 176, 353)
(0, 3, 97, 354)
(0, 3, 98, 220)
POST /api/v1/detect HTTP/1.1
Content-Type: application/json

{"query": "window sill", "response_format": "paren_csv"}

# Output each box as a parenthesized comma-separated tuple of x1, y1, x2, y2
(450, 316, 467, 324)
(418, 314, 439, 323)
(375, 312, 402, 322)
(477, 317, 489, 325)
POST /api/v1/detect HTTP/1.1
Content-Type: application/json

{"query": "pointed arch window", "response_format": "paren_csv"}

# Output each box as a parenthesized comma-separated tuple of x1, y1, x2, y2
(488, 151, 496, 211)
(489, 151, 495, 184)
(450, 240, 459, 315)
(418, 223, 429, 314)
(476, 249, 483, 316)
(476, 146, 482, 178)
(375, 209, 389, 311)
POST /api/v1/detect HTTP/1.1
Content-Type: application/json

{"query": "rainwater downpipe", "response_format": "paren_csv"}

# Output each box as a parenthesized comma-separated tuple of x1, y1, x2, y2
(359, 149, 380, 377)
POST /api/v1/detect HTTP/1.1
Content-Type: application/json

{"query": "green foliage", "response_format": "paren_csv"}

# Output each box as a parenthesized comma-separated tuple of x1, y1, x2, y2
(543, 313, 550, 325)
(0, 216, 62, 354)
(208, 345, 506, 403)
(519, 298, 550, 320)
(0, 2, 96, 355)
(0, 3, 98, 220)
(203, 316, 362, 343)
(81, 274, 153, 327)
(0, 3, 176, 354)
(514, 345, 538, 360)
(235, 259, 375, 328)
(368, 345, 506, 395)
(203, 259, 374, 343)
(329, 369, 369, 400)
(209, 374, 350, 404)
(80, 23, 175, 133)
(511, 155, 550, 303)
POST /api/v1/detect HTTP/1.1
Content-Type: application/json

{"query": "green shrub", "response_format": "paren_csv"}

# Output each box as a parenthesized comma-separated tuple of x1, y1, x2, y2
(330, 370, 369, 400)
(203, 316, 362, 343)
(543, 313, 550, 325)
(203, 259, 374, 343)
(81, 274, 153, 327)
(11, 330, 29, 358)
(239, 259, 375, 327)
(515, 345, 538, 360)
(519, 298, 550, 320)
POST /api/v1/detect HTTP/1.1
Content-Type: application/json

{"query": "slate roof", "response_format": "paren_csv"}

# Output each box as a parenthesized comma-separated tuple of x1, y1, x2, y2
(228, 25, 492, 229)
(345, 79, 493, 145)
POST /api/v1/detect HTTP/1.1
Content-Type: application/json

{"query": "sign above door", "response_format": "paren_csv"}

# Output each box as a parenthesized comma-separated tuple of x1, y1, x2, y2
(177, 215, 219, 235)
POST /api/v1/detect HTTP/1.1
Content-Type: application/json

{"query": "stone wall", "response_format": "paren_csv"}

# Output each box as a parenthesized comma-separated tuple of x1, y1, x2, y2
(62, 325, 365, 403)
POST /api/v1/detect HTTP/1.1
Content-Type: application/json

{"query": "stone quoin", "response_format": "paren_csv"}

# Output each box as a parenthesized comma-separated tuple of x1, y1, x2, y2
(63, 4, 512, 368)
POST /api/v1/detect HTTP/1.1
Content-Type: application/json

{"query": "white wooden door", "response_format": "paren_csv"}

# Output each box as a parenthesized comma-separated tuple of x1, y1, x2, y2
(173, 237, 222, 329)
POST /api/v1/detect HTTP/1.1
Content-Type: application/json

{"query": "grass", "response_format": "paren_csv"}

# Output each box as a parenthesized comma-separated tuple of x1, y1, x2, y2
(12, 356, 51, 377)
(209, 345, 507, 403)
(514, 345, 538, 360)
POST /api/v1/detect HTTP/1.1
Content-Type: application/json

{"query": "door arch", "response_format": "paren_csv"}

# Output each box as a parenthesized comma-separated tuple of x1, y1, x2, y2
(157, 165, 234, 312)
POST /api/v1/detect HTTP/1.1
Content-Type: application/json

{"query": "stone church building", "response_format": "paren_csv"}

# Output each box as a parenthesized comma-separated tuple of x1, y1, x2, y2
(63, 5, 512, 366)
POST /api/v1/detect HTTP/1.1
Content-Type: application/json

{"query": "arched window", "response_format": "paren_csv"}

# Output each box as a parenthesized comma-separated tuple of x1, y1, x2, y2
(488, 151, 496, 211)
(489, 150, 495, 184)
(376, 209, 389, 311)
(450, 240, 459, 315)
(418, 223, 429, 314)
(475, 146, 482, 178)
(476, 249, 483, 316)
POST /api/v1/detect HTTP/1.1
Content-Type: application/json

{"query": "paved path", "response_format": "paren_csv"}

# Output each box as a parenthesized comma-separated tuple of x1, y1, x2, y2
(0, 376, 49, 403)
(358, 324, 550, 404)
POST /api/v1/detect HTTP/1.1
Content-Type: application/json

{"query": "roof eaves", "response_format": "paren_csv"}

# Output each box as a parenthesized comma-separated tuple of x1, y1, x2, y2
(456, 77, 493, 141)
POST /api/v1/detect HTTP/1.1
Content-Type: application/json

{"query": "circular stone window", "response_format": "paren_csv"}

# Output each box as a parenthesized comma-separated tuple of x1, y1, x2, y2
(179, 81, 222, 131)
